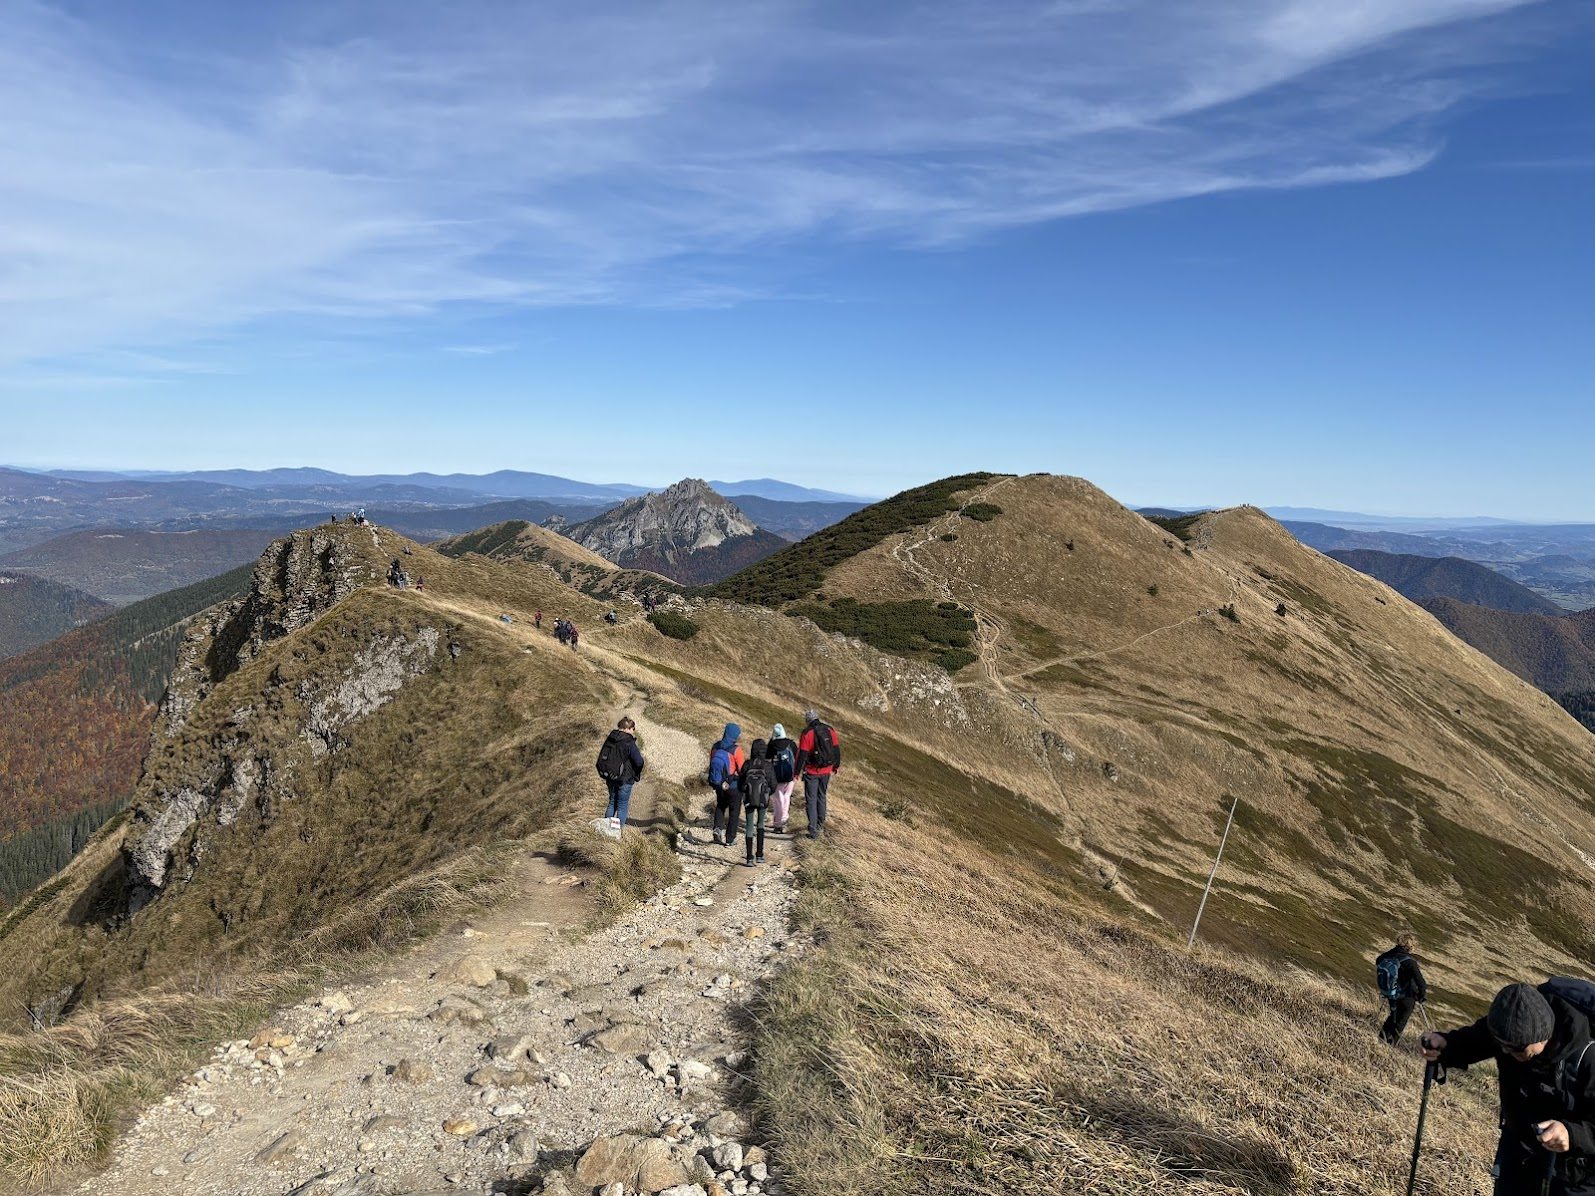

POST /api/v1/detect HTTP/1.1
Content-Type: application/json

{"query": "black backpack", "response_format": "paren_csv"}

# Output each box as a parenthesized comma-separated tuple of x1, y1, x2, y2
(742, 759, 774, 810)
(806, 722, 835, 769)
(596, 735, 629, 783)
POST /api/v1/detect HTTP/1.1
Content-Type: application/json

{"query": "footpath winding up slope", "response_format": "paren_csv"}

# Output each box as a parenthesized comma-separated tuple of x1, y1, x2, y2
(11, 476, 1595, 1194)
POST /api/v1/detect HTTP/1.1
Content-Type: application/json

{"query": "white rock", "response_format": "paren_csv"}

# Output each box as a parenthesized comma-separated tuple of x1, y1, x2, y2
(191, 1103, 216, 1118)
(319, 991, 355, 1015)
(492, 1103, 526, 1117)
(751, 1162, 769, 1181)
(692, 896, 714, 907)
(646, 1049, 673, 1079)
(715, 1141, 744, 1172)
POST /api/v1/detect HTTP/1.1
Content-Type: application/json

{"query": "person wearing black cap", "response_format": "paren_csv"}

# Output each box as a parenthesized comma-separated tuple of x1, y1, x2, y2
(1423, 982, 1595, 1194)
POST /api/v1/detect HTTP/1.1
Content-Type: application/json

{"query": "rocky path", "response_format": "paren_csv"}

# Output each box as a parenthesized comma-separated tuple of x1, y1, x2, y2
(76, 674, 804, 1196)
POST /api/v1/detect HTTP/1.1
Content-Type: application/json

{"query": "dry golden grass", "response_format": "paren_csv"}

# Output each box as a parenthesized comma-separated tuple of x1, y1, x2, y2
(754, 813, 1500, 1195)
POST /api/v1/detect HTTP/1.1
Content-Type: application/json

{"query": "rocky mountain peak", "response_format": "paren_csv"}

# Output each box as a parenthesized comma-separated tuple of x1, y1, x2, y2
(565, 479, 760, 558)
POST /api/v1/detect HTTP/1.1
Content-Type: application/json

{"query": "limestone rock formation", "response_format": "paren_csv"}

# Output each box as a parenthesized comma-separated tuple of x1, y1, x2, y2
(560, 480, 786, 585)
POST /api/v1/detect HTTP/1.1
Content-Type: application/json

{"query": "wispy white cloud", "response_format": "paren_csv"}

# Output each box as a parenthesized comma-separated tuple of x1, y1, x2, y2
(441, 343, 515, 356)
(0, 0, 1551, 364)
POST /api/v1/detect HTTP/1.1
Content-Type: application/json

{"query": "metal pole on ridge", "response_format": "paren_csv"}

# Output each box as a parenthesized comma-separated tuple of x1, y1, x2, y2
(1187, 794, 1239, 950)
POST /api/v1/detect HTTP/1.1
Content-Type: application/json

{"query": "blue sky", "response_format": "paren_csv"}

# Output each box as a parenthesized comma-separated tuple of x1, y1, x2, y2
(1, 0, 1591, 517)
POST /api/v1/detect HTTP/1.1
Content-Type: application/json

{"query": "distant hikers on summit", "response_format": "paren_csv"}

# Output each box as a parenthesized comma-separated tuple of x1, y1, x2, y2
(1375, 932, 1428, 1045)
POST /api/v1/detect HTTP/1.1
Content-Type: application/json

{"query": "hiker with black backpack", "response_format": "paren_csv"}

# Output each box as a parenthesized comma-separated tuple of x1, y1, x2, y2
(738, 739, 776, 867)
(595, 716, 645, 832)
(766, 722, 798, 834)
(796, 709, 841, 840)
(1421, 980, 1595, 1194)
(1376, 933, 1429, 1045)
(708, 723, 745, 846)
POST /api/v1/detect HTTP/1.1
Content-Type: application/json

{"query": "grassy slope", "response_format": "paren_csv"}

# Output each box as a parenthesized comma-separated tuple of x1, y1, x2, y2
(1418, 597, 1595, 692)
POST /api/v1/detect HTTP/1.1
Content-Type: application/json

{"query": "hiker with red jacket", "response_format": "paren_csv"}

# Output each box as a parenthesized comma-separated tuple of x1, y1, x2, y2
(708, 723, 745, 846)
(1423, 981, 1595, 1195)
(796, 709, 840, 840)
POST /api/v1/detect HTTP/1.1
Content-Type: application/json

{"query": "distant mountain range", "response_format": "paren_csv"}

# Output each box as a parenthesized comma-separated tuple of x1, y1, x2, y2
(0, 528, 282, 606)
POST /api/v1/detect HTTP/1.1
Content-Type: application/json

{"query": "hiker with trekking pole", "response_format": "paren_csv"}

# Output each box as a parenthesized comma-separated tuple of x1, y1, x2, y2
(1414, 980, 1595, 1195)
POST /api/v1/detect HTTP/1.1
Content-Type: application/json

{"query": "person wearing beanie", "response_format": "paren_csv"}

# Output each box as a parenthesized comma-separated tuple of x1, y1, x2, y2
(1375, 932, 1429, 1045)
(765, 722, 799, 834)
(795, 708, 841, 840)
(1424, 981, 1595, 1193)
(708, 723, 745, 846)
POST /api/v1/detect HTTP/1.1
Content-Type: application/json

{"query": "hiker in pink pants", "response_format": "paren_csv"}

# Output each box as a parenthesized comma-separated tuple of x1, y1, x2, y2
(765, 722, 799, 833)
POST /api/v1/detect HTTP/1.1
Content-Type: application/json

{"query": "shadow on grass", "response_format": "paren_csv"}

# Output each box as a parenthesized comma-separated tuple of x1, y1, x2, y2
(1078, 1092, 1297, 1195)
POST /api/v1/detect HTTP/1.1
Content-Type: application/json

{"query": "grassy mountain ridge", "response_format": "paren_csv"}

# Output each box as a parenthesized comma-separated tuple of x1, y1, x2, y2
(0, 573, 112, 659)
(6, 475, 1595, 1190)
(1329, 548, 1563, 614)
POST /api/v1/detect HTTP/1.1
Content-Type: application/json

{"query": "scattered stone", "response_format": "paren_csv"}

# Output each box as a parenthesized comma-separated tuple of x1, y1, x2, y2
(181, 1145, 212, 1164)
(469, 1065, 536, 1088)
(550, 1071, 572, 1089)
(255, 1128, 304, 1164)
(743, 926, 765, 940)
(437, 956, 498, 988)
(692, 896, 714, 907)
(749, 1162, 769, 1181)
(393, 1058, 435, 1084)
(364, 1115, 406, 1133)
(429, 996, 491, 1027)
(487, 1033, 535, 1061)
(661, 1187, 709, 1196)
(591, 1021, 653, 1056)
(645, 1049, 674, 1080)
(576, 1134, 691, 1192)
(713, 1141, 744, 1172)
(319, 991, 355, 1015)
(191, 1102, 216, 1118)
(443, 1116, 478, 1136)
(704, 1111, 747, 1138)
(700, 930, 729, 945)
(491, 1101, 526, 1117)
(677, 1059, 714, 1085)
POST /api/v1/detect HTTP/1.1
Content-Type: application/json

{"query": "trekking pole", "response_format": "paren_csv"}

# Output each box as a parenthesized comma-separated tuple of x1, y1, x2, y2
(1406, 1060, 1442, 1196)
(1417, 1001, 1432, 1031)
(1188, 794, 1239, 950)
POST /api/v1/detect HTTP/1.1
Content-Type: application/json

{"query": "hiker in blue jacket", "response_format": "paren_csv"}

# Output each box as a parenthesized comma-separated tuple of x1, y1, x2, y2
(1375, 932, 1428, 1044)
(709, 723, 744, 846)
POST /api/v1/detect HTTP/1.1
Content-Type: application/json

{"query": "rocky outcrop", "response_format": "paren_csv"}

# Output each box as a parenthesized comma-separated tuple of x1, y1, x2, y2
(124, 526, 427, 912)
(159, 527, 378, 736)
(561, 480, 785, 585)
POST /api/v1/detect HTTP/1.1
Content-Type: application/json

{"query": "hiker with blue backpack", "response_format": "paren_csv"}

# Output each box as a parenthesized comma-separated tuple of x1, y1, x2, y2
(1419, 980, 1595, 1195)
(766, 723, 799, 834)
(1376, 933, 1429, 1045)
(708, 723, 745, 846)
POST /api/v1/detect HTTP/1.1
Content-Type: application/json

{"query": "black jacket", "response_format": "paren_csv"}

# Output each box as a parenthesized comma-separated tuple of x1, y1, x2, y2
(1438, 992, 1595, 1191)
(739, 748, 776, 810)
(1376, 946, 1428, 1002)
(596, 731, 645, 785)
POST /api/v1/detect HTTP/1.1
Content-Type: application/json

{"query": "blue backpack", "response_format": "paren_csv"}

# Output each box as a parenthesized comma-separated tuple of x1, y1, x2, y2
(1376, 956, 1405, 1001)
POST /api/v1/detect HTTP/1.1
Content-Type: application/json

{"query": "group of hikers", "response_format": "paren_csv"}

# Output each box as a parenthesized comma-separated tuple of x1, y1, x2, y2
(595, 709, 840, 866)
(1376, 934, 1595, 1193)
(386, 558, 420, 590)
